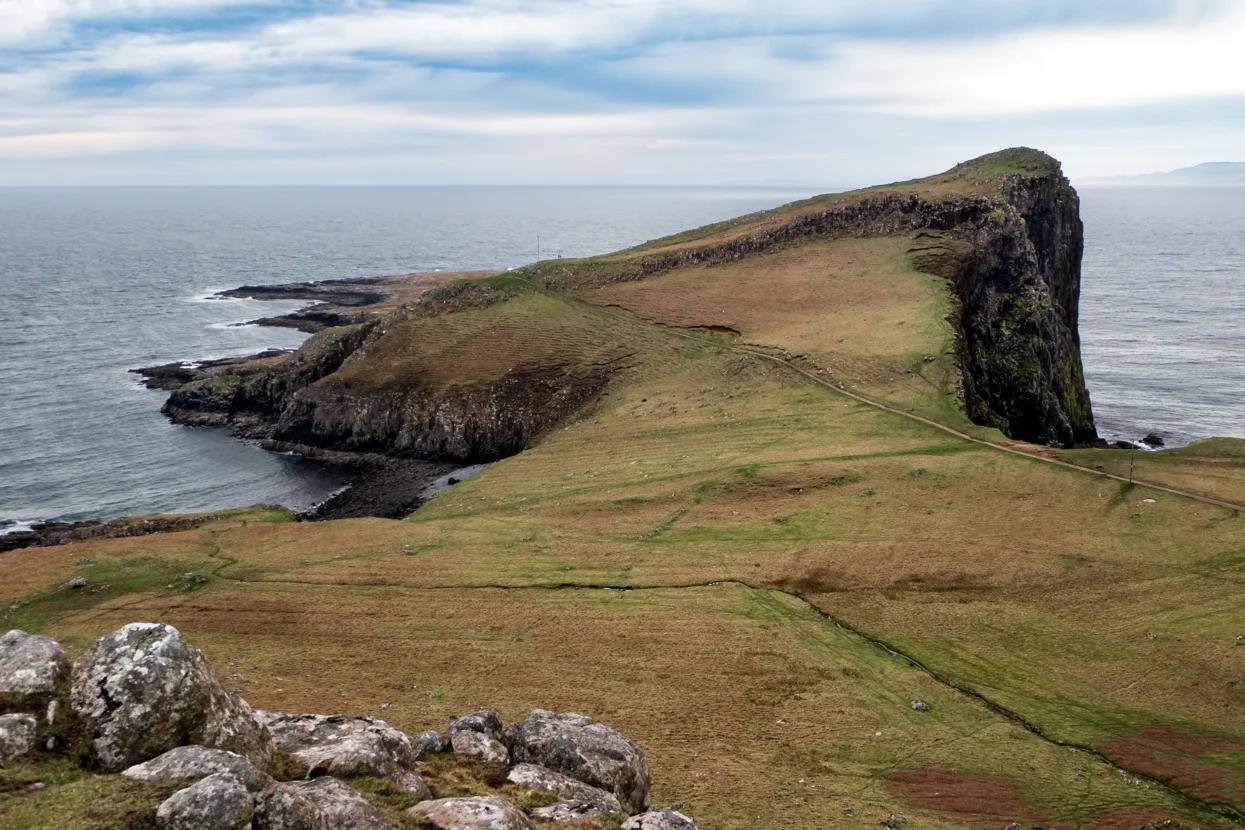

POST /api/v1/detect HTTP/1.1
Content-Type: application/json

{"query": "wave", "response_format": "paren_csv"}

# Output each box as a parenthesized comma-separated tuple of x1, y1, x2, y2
(0, 519, 41, 536)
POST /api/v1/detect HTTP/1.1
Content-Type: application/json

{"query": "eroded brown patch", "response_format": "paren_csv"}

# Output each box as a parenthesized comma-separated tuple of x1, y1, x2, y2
(886, 768, 1037, 820)
(1101, 727, 1245, 805)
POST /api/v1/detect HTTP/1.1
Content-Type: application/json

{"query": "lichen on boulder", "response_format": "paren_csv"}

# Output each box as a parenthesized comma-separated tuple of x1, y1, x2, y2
(504, 710, 651, 814)
(0, 629, 72, 695)
(69, 622, 273, 771)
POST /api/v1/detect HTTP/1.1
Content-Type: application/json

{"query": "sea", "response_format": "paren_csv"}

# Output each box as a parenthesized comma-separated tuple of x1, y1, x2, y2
(1, 185, 1242, 528)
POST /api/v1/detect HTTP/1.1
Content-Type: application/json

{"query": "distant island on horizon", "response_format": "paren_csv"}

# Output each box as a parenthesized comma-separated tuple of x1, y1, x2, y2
(1081, 161, 1245, 185)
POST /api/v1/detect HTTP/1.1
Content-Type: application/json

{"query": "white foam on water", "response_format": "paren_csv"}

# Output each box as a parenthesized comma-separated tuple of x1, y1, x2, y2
(0, 519, 41, 536)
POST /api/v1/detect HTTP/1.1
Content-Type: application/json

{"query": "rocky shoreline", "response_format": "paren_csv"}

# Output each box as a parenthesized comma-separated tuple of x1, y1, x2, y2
(218, 271, 499, 333)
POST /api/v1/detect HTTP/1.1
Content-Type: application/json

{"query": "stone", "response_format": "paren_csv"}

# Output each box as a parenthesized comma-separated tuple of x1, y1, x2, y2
(123, 745, 275, 794)
(0, 713, 38, 763)
(449, 710, 505, 741)
(504, 710, 651, 814)
(451, 728, 510, 765)
(70, 622, 273, 770)
(253, 783, 330, 830)
(155, 772, 254, 830)
(61, 577, 87, 590)
(408, 796, 535, 830)
(1141, 433, 1165, 448)
(507, 763, 623, 812)
(621, 810, 699, 830)
(532, 801, 608, 822)
(286, 777, 397, 830)
(910, 699, 931, 712)
(257, 711, 429, 793)
(416, 729, 448, 756)
(0, 629, 71, 694)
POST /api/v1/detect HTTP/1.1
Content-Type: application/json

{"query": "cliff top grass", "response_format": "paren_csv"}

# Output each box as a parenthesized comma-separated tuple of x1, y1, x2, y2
(517, 147, 1060, 270)
(4, 149, 1243, 829)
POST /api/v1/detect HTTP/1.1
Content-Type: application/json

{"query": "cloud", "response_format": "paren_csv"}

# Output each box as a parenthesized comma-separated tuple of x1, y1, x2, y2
(1, 0, 1244, 182)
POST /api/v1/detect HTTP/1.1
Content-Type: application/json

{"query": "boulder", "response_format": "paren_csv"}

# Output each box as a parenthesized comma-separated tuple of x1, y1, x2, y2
(122, 745, 275, 794)
(0, 713, 38, 763)
(416, 729, 448, 755)
(253, 783, 331, 830)
(70, 622, 273, 770)
(451, 729, 509, 765)
(287, 777, 397, 830)
(621, 810, 699, 830)
(0, 630, 71, 694)
(257, 712, 430, 794)
(504, 710, 650, 814)
(507, 763, 623, 812)
(449, 710, 505, 741)
(1141, 433, 1165, 448)
(408, 796, 535, 830)
(156, 772, 254, 830)
(531, 801, 608, 822)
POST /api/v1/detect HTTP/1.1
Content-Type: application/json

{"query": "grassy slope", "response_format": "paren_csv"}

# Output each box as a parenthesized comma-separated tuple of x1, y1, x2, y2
(4, 151, 1244, 829)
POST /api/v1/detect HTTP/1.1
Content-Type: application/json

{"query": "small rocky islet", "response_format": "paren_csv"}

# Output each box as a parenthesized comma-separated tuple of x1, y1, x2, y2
(0, 624, 696, 829)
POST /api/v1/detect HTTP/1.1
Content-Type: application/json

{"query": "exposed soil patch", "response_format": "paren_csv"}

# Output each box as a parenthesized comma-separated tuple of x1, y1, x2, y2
(1100, 727, 1245, 805)
(886, 768, 1038, 820)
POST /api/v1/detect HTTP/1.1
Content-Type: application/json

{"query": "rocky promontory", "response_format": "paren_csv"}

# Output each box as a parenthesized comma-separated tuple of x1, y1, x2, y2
(131, 149, 1099, 527)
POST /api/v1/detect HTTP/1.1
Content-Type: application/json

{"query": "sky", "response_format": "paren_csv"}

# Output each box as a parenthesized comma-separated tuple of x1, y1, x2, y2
(2, 0, 1244, 185)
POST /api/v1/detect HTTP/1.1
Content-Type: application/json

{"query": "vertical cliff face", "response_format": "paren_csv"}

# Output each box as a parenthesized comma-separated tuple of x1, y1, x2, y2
(951, 158, 1097, 446)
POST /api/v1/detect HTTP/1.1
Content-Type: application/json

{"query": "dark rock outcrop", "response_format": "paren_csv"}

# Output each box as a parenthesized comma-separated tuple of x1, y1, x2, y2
(0, 514, 222, 553)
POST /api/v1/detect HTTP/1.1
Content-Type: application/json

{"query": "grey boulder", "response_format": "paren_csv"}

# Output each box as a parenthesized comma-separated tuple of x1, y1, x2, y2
(408, 796, 535, 830)
(448, 711, 509, 764)
(531, 801, 608, 822)
(156, 772, 254, 830)
(449, 710, 504, 741)
(253, 783, 331, 830)
(0, 713, 38, 763)
(122, 745, 274, 794)
(621, 810, 699, 830)
(257, 712, 430, 795)
(451, 729, 509, 765)
(507, 763, 622, 812)
(504, 710, 650, 814)
(286, 777, 397, 830)
(416, 729, 448, 755)
(0, 630, 71, 694)
(70, 623, 272, 771)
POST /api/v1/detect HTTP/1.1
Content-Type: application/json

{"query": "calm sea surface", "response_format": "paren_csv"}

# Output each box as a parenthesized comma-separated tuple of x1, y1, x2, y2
(1, 185, 1242, 527)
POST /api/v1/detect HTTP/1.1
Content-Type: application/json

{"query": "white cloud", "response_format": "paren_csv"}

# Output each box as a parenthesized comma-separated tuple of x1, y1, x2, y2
(1, 0, 1244, 181)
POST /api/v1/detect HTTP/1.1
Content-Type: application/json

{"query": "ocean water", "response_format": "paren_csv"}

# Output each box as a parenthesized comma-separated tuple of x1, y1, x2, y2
(1079, 187, 1245, 446)
(0, 186, 816, 527)
(1, 185, 1241, 527)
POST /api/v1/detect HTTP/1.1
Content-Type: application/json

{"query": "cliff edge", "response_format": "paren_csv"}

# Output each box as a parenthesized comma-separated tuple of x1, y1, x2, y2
(138, 149, 1097, 505)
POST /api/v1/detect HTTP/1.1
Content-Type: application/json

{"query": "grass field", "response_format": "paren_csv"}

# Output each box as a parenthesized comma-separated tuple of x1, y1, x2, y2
(3, 155, 1243, 829)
